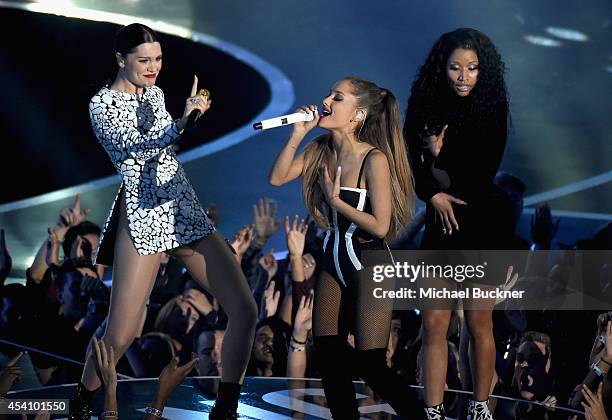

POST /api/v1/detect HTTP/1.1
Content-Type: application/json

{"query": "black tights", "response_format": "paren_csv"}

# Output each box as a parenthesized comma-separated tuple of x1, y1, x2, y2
(313, 268, 412, 418)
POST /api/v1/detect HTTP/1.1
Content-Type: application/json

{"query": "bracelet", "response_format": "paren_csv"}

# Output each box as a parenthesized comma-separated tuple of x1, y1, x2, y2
(145, 406, 163, 418)
(100, 410, 118, 418)
(291, 335, 307, 345)
(592, 363, 605, 377)
(290, 344, 305, 352)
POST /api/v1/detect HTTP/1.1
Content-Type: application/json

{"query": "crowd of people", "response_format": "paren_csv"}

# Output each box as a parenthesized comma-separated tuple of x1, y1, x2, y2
(0, 190, 610, 418)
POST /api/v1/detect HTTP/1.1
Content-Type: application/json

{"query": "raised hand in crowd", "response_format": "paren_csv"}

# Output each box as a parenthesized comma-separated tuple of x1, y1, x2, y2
(0, 229, 12, 286)
(530, 203, 560, 249)
(258, 250, 278, 282)
(91, 337, 118, 417)
(183, 288, 214, 317)
(143, 356, 199, 420)
(570, 318, 612, 411)
(45, 228, 61, 267)
(286, 215, 309, 283)
(285, 215, 308, 257)
(253, 198, 281, 248)
(31, 410, 51, 420)
(302, 254, 316, 282)
(229, 224, 254, 263)
(59, 194, 92, 228)
(30, 193, 92, 283)
(262, 280, 281, 319)
(293, 294, 313, 341)
(287, 294, 313, 378)
(581, 383, 609, 420)
(0, 352, 23, 397)
(540, 394, 557, 411)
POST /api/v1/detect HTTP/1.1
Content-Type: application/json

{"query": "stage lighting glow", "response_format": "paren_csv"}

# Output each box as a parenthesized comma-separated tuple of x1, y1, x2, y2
(545, 26, 589, 42)
(23, 255, 35, 268)
(606, 65, 612, 74)
(524, 35, 562, 47)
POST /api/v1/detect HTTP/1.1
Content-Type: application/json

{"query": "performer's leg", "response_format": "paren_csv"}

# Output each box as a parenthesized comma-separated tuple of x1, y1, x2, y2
(464, 309, 495, 419)
(312, 271, 359, 420)
(71, 199, 161, 418)
(421, 309, 452, 406)
(353, 266, 418, 419)
(172, 232, 257, 416)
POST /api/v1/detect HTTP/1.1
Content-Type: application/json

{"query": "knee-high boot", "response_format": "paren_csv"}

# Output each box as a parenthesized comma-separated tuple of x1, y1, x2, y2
(356, 347, 425, 419)
(313, 335, 360, 420)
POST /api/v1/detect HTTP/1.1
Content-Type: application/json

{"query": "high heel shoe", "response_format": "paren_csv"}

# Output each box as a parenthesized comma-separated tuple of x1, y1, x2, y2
(467, 398, 494, 420)
(424, 402, 446, 420)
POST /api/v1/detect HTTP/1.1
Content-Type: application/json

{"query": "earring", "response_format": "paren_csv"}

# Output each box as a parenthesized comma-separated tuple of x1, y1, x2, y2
(351, 111, 365, 122)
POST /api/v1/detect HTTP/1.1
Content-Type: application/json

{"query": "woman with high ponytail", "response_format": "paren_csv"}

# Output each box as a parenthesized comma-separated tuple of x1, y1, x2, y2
(270, 76, 415, 418)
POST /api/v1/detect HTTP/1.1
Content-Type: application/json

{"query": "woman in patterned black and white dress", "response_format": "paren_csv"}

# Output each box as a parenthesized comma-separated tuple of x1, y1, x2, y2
(68, 23, 256, 420)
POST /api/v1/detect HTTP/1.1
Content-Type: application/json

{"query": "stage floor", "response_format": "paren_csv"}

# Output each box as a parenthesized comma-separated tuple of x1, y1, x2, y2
(7, 377, 583, 419)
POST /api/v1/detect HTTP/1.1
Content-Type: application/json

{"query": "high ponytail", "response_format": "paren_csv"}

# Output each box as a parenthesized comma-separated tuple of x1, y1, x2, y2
(345, 77, 415, 240)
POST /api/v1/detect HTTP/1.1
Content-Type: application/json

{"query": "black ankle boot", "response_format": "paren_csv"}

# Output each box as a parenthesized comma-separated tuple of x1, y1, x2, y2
(209, 382, 241, 419)
(67, 382, 97, 420)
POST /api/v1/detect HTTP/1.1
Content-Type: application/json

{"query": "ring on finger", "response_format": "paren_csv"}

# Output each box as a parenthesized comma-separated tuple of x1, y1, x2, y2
(190, 98, 200, 104)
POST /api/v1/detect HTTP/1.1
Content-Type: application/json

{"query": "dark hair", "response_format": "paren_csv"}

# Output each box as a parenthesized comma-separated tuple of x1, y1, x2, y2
(520, 331, 551, 354)
(114, 23, 158, 56)
(404, 28, 509, 143)
(63, 221, 102, 258)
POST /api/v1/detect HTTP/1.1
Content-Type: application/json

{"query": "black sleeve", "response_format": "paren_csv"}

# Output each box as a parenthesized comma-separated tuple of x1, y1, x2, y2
(405, 118, 443, 203)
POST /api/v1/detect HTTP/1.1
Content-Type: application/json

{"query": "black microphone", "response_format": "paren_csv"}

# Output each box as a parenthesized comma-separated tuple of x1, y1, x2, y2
(186, 109, 201, 130)
(186, 88, 210, 129)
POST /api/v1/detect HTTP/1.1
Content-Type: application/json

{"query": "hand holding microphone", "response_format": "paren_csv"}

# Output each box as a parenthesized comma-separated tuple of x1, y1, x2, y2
(254, 105, 321, 131)
(181, 75, 211, 130)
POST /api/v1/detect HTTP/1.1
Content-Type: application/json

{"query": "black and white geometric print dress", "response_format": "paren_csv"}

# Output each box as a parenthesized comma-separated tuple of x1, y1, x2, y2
(89, 85, 215, 265)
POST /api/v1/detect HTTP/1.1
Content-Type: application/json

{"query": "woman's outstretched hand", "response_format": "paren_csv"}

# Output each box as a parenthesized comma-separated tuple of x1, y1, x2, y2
(178, 75, 211, 130)
(429, 192, 466, 235)
(92, 337, 117, 389)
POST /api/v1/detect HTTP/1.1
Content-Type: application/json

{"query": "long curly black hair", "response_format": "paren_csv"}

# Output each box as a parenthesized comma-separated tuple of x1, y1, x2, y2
(404, 28, 509, 142)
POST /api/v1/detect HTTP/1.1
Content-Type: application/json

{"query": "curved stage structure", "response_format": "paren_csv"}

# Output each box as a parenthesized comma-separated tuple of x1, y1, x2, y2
(7, 377, 584, 419)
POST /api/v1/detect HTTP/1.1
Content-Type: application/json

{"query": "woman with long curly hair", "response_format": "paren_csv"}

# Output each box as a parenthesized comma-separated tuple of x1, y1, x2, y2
(404, 28, 512, 420)
(270, 77, 415, 418)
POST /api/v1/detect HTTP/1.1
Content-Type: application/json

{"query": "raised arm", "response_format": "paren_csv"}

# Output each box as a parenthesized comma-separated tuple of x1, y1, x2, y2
(91, 76, 210, 162)
(269, 105, 320, 186)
